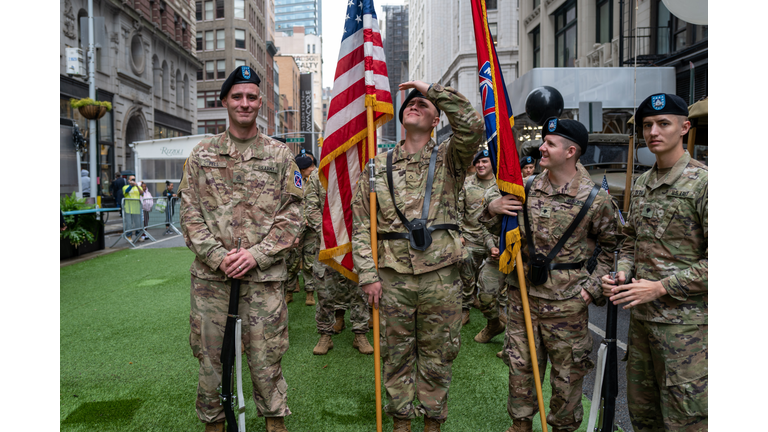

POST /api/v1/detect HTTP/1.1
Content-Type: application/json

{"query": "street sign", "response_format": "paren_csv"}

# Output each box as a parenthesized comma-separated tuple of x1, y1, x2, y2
(377, 143, 396, 149)
(286, 137, 305, 143)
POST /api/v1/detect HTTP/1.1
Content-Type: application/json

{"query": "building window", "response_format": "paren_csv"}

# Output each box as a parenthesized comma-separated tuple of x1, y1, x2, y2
(197, 68, 203, 81)
(198, 91, 224, 109)
(205, 0, 213, 20)
(206, 61, 214, 80)
(216, 0, 224, 19)
(554, 0, 577, 67)
(196, 1, 202, 21)
(488, 23, 498, 45)
(486, 0, 497, 9)
(205, 31, 214, 50)
(531, 26, 540, 68)
(672, 16, 687, 51)
(196, 31, 203, 50)
(656, 0, 671, 54)
(235, 0, 245, 19)
(235, 59, 246, 68)
(596, 0, 612, 44)
(533, 0, 540, 8)
(199, 119, 227, 134)
(217, 60, 226, 79)
(235, 29, 245, 49)
(216, 30, 225, 50)
(154, 124, 188, 139)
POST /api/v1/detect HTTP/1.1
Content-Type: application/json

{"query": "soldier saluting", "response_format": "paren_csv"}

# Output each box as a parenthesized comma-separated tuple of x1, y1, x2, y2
(601, 93, 708, 431)
(180, 66, 303, 432)
(483, 119, 620, 432)
(351, 80, 484, 432)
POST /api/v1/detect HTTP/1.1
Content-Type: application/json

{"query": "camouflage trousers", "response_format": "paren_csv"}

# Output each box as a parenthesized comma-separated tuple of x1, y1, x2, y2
(379, 265, 462, 423)
(459, 242, 487, 310)
(300, 230, 318, 292)
(501, 289, 593, 432)
(315, 264, 370, 335)
(285, 247, 301, 295)
(476, 258, 507, 320)
(189, 276, 291, 423)
(627, 317, 708, 432)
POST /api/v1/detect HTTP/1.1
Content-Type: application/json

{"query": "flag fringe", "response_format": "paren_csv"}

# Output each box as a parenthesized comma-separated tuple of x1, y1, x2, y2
(318, 242, 360, 283)
(498, 226, 522, 274)
(496, 180, 526, 203)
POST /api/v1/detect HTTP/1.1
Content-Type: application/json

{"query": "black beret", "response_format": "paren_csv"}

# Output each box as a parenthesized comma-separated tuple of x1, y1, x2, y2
(520, 155, 534, 168)
(636, 93, 689, 124)
(473, 149, 490, 165)
(220, 66, 261, 100)
(541, 117, 589, 154)
(398, 89, 441, 124)
(295, 155, 313, 170)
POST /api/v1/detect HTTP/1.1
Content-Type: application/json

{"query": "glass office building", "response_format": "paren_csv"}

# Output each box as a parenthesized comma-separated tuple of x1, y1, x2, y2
(275, 0, 322, 35)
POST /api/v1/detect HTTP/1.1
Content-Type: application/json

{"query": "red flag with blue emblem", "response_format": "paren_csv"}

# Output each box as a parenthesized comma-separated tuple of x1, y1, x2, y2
(471, 0, 525, 273)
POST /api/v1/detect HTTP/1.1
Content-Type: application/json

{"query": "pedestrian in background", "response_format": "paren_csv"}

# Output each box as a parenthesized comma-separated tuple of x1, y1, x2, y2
(81, 169, 91, 197)
(122, 175, 144, 242)
(111, 172, 126, 213)
(140, 181, 153, 242)
(162, 180, 177, 235)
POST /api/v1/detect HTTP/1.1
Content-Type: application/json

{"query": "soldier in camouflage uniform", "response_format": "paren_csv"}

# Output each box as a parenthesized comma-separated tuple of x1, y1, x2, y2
(303, 169, 373, 355)
(352, 80, 483, 432)
(180, 66, 302, 432)
(458, 149, 497, 325)
(284, 156, 315, 304)
(483, 119, 620, 432)
(602, 93, 707, 432)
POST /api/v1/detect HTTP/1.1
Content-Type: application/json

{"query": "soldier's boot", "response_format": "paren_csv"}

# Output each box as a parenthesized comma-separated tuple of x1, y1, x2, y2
(423, 417, 441, 432)
(265, 417, 289, 432)
(285, 291, 294, 304)
(294, 281, 300, 293)
(332, 309, 346, 333)
(393, 418, 411, 432)
(461, 308, 470, 325)
(352, 333, 374, 355)
(313, 334, 334, 355)
(474, 317, 505, 343)
(472, 295, 481, 310)
(504, 420, 533, 432)
(496, 350, 504, 359)
(204, 422, 224, 432)
(305, 291, 316, 306)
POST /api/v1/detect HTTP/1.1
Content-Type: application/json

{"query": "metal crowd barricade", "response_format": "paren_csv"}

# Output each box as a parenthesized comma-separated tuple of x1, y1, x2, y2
(110, 196, 182, 248)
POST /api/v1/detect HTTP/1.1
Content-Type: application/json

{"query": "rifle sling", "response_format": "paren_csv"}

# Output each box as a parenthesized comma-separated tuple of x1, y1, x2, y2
(523, 175, 601, 272)
(220, 278, 241, 432)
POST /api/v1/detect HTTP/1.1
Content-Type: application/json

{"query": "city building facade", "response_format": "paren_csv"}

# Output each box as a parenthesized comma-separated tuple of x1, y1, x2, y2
(60, 0, 201, 198)
(275, 54, 302, 155)
(195, 0, 271, 137)
(275, 0, 322, 35)
(381, 4, 409, 146)
(275, 27, 323, 139)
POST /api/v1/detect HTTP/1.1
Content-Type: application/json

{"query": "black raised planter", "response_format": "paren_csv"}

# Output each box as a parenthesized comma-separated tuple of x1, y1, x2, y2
(60, 217, 105, 260)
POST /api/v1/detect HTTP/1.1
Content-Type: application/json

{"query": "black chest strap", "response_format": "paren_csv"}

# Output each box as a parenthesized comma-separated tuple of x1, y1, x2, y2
(523, 175, 601, 270)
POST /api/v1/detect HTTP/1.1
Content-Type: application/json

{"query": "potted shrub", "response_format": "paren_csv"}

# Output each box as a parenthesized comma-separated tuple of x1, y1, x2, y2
(60, 193, 105, 259)
(70, 98, 112, 120)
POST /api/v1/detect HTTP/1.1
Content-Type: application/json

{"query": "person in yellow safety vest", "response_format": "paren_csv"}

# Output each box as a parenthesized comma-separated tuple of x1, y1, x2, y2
(122, 175, 145, 242)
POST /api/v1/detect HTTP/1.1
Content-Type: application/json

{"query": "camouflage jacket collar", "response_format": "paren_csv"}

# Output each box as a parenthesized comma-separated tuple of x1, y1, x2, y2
(647, 151, 691, 190)
(533, 169, 583, 198)
(218, 129, 267, 160)
(392, 138, 438, 163)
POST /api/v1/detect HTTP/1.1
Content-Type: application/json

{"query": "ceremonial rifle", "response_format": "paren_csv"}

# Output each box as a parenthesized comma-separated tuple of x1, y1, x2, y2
(587, 251, 619, 432)
(220, 238, 246, 432)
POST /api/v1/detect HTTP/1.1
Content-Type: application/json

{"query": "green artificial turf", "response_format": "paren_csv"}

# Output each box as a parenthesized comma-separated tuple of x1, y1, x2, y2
(61, 248, 593, 431)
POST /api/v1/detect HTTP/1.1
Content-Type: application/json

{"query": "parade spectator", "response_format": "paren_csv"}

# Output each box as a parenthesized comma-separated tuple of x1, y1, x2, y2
(122, 175, 144, 242)
(162, 181, 177, 235)
(111, 172, 126, 213)
(140, 182, 153, 242)
(81, 169, 91, 197)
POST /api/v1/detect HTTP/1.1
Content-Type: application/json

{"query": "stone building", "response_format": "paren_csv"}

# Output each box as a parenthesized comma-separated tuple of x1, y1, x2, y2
(60, 0, 200, 198)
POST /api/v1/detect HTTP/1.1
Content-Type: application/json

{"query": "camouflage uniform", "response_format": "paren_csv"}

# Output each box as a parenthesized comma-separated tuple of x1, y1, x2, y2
(180, 130, 303, 423)
(476, 185, 508, 321)
(285, 247, 301, 295)
(351, 84, 483, 423)
(481, 169, 620, 431)
(619, 152, 708, 431)
(304, 170, 370, 335)
(458, 173, 499, 310)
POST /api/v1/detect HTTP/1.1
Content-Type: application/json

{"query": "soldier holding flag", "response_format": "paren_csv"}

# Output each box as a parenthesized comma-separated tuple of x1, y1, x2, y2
(351, 80, 483, 432)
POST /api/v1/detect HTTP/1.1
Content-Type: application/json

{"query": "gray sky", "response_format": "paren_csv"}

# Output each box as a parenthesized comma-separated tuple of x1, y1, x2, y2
(321, 0, 405, 89)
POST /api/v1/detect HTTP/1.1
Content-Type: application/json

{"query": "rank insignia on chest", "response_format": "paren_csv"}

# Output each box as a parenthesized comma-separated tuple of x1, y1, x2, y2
(294, 170, 303, 189)
(642, 206, 653, 218)
(540, 207, 552, 218)
(234, 173, 244, 184)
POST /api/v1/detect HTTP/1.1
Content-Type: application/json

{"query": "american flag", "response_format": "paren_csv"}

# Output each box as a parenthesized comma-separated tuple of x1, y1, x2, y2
(602, 174, 610, 194)
(317, 0, 393, 281)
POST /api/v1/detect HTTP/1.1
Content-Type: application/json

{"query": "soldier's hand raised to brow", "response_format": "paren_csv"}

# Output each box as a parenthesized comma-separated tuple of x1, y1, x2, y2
(361, 281, 383, 309)
(399, 80, 431, 95)
(488, 195, 523, 217)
